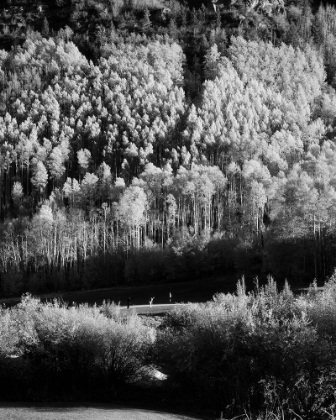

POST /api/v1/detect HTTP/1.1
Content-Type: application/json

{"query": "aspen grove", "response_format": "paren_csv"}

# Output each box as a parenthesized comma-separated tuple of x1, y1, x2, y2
(2, 1, 336, 294)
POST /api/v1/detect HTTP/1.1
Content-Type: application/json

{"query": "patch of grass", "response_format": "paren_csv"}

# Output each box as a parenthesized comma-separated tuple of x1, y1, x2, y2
(0, 403, 205, 420)
(0, 276, 242, 308)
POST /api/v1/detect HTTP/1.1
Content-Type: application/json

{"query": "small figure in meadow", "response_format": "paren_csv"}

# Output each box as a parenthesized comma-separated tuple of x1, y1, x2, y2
(149, 297, 155, 306)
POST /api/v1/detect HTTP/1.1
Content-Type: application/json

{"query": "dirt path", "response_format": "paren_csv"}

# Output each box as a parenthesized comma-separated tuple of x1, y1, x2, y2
(120, 303, 184, 315)
(0, 403, 208, 420)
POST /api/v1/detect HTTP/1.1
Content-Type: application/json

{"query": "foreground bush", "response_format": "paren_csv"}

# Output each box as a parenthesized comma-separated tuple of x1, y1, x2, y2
(0, 295, 155, 400)
(156, 277, 336, 419)
(3, 276, 336, 419)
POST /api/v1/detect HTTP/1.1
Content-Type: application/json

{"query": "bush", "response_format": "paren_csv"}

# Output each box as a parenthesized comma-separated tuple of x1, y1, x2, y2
(4, 277, 336, 417)
(125, 247, 168, 285)
(156, 277, 336, 418)
(0, 294, 155, 400)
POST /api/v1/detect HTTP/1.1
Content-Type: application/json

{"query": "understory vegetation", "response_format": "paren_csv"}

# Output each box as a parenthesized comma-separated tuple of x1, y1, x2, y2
(2, 274, 336, 419)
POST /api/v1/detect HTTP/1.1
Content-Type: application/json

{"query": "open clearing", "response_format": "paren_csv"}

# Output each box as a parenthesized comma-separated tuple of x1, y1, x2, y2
(0, 277, 239, 308)
(0, 403, 207, 420)
(0, 276, 309, 310)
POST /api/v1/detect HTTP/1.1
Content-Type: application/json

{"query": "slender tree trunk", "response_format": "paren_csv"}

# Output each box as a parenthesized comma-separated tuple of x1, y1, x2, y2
(313, 214, 317, 279)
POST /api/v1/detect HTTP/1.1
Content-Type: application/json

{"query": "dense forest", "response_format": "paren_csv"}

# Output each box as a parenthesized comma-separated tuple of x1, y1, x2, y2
(1, 0, 336, 296)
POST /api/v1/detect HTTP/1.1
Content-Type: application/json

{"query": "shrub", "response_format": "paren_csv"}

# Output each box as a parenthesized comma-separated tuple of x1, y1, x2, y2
(0, 294, 155, 400)
(156, 277, 336, 418)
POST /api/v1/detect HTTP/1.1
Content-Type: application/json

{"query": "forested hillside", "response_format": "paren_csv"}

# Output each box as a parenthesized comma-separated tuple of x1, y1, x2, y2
(1, 0, 336, 296)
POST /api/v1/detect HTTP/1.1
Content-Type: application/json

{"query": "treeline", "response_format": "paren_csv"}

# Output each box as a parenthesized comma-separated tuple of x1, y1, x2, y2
(2, 1, 336, 295)
(2, 276, 336, 419)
